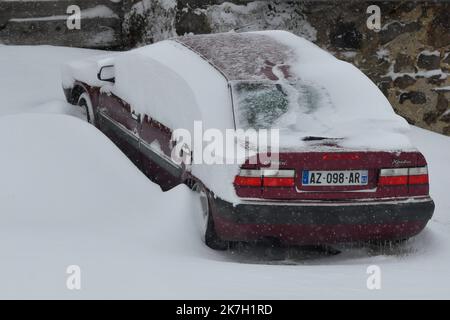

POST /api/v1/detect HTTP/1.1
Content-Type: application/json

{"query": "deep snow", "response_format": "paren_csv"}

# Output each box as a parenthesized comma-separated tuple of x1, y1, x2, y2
(0, 45, 450, 299)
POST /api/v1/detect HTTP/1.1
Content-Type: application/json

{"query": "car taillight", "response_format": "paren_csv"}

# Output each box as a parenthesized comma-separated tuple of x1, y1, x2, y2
(378, 167, 428, 186)
(262, 169, 295, 187)
(378, 168, 409, 185)
(408, 167, 429, 185)
(233, 169, 261, 187)
(234, 169, 295, 187)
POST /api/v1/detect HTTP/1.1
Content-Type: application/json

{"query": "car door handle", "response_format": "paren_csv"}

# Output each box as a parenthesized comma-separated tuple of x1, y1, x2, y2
(131, 110, 140, 121)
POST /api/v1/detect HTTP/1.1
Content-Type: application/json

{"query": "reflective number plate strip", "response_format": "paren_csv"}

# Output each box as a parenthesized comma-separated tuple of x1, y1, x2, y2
(302, 170, 369, 186)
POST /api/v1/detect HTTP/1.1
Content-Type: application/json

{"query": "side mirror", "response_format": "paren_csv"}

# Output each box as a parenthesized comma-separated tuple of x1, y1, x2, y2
(97, 65, 115, 83)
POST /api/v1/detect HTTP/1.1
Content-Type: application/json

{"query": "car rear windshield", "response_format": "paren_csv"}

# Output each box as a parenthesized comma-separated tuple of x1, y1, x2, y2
(231, 81, 289, 130)
(231, 80, 336, 135)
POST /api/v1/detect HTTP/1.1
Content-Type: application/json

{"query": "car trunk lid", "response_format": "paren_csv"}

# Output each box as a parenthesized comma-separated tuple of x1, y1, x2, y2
(234, 146, 428, 201)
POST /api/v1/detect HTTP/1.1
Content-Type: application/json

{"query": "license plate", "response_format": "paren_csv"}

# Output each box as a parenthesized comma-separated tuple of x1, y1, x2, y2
(302, 170, 368, 186)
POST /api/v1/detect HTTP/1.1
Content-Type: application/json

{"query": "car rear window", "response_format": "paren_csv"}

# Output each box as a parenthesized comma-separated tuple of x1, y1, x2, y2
(232, 81, 290, 130)
(231, 79, 338, 139)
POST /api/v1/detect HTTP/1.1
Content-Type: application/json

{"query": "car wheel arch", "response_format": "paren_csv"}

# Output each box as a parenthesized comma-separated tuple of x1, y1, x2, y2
(70, 82, 98, 106)
(70, 85, 86, 104)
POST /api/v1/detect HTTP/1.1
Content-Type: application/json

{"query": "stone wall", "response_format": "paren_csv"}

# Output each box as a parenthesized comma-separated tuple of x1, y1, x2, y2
(301, 1, 450, 136)
(0, 0, 123, 48)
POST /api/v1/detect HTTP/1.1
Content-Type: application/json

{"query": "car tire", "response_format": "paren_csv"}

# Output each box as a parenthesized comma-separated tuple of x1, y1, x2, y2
(77, 92, 95, 124)
(193, 183, 229, 251)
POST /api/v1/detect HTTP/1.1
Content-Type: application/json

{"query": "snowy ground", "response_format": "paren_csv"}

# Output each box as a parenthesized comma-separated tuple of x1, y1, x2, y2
(0, 45, 449, 299)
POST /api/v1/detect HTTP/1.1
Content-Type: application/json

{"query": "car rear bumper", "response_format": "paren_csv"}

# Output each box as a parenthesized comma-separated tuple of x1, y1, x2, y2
(210, 197, 434, 244)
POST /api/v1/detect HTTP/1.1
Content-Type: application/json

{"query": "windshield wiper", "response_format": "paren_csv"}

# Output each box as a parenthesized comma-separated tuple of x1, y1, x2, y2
(302, 136, 330, 141)
(302, 136, 343, 141)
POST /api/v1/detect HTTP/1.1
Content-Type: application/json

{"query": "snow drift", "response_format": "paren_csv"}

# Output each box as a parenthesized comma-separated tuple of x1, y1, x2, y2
(0, 115, 448, 299)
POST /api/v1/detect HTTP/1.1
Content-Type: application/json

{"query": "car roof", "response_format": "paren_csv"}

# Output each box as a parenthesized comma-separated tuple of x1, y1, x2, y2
(175, 32, 293, 82)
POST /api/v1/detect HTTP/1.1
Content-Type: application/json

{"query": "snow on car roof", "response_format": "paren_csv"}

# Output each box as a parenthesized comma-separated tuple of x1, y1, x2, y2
(176, 32, 293, 81)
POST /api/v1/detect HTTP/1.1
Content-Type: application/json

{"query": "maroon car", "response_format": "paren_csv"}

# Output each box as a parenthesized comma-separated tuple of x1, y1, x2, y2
(63, 31, 434, 250)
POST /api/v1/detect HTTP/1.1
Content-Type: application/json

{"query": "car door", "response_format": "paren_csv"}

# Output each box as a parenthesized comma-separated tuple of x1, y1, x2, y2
(102, 52, 200, 191)
(97, 91, 142, 167)
(138, 114, 183, 191)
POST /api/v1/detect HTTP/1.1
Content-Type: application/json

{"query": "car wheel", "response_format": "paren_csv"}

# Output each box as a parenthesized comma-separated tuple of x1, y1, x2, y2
(193, 183, 229, 251)
(77, 92, 95, 124)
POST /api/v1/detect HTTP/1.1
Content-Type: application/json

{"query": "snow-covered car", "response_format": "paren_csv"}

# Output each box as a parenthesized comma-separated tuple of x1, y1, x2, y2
(62, 31, 434, 250)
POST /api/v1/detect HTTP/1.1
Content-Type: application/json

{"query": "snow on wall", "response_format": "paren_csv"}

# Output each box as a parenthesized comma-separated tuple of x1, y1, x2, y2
(0, 0, 123, 48)
(203, 1, 317, 42)
(123, 0, 177, 47)
(9, 5, 119, 22)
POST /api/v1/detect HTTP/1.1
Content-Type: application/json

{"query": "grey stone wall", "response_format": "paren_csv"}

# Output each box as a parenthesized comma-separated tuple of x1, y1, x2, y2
(302, 1, 450, 136)
(0, 0, 123, 48)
